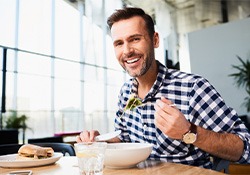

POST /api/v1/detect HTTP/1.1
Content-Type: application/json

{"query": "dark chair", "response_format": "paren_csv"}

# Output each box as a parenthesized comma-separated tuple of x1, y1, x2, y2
(0, 129, 19, 144)
(0, 143, 75, 156)
(28, 136, 63, 143)
(0, 143, 23, 156)
(212, 156, 230, 173)
(32, 142, 75, 156)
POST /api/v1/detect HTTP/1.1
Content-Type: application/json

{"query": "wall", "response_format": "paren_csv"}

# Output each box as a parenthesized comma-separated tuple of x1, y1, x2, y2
(187, 18, 250, 116)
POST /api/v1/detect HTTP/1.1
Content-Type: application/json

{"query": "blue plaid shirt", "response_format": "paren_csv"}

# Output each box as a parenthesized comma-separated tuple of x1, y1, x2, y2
(115, 61, 250, 168)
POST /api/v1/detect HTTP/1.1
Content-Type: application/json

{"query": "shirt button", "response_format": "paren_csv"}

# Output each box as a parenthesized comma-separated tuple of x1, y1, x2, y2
(143, 124, 147, 130)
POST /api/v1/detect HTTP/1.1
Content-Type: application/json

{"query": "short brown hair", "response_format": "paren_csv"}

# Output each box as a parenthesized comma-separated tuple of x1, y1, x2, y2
(107, 7, 155, 38)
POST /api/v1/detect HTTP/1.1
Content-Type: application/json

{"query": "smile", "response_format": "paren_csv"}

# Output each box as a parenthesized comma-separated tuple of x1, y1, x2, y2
(126, 58, 140, 64)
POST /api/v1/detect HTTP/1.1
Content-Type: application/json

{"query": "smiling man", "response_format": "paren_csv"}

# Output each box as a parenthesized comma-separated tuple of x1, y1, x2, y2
(111, 16, 157, 79)
(77, 7, 250, 169)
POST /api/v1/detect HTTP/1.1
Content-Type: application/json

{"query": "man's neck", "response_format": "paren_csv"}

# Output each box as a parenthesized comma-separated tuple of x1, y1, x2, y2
(136, 60, 158, 99)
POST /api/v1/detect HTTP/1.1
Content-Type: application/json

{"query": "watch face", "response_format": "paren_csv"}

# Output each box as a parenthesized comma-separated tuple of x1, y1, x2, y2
(183, 133, 197, 144)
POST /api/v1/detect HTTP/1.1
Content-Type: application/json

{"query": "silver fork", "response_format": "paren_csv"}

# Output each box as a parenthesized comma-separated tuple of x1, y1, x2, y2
(8, 170, 32, 175)
(119, 99, 176, 118)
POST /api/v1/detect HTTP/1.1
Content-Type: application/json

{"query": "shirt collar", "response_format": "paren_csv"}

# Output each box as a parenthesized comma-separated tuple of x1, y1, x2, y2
(130, 60, 167, 102)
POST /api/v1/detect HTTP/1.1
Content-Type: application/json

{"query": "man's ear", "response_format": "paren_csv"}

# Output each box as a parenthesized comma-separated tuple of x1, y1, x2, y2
(153, 32, 160, 48)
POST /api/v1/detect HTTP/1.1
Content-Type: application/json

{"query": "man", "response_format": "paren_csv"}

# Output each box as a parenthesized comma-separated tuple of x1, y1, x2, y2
(77, 7, 250, 168)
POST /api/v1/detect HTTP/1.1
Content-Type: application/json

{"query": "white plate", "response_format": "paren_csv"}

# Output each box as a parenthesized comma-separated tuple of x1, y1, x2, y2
(95, 130, 121, 142)
(0, 152, 63, 168)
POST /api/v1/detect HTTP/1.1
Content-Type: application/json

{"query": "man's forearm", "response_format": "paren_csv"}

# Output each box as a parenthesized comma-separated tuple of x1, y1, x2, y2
(193, 126, 244, 161)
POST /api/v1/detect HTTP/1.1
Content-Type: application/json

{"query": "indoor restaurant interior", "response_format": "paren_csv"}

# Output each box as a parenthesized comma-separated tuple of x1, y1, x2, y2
(0, 0, 250, 174)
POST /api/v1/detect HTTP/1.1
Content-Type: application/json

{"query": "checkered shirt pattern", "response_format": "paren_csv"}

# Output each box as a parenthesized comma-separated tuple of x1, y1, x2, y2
(114, 61, 250, 168)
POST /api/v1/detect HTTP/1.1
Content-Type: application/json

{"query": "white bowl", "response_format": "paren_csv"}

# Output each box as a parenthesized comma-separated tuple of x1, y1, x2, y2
(104, 143, 153, 169)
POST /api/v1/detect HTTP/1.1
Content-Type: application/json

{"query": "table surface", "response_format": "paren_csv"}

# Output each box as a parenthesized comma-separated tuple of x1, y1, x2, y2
(0, 157, 226, 175)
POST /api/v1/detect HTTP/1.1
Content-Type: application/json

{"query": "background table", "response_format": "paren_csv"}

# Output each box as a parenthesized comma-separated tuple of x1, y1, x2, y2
(0, 157, 225, 175)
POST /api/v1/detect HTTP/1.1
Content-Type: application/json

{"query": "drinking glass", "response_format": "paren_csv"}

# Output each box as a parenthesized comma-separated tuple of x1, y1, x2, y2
(74, 142, 107, 175)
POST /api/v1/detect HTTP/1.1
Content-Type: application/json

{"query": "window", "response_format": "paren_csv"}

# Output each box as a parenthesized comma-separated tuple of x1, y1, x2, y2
(0, 0, 125, 142)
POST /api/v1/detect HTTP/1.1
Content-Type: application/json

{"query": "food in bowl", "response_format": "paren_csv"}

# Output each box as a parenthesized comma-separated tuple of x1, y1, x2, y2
(104, 143, 153, 169)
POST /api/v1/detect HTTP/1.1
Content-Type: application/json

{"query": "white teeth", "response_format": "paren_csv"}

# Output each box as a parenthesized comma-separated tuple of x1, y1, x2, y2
(127, 58, 139, 63)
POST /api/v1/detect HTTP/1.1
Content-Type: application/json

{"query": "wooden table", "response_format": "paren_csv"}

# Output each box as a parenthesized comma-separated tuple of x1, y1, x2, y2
(0, 157, 226, 175)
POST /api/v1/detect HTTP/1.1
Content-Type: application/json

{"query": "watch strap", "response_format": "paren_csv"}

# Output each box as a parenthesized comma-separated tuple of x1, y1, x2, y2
(190, 122, 197, 134)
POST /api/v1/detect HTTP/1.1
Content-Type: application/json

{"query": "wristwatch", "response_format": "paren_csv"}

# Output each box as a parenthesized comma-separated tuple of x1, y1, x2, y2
(182, 122, 197, 144)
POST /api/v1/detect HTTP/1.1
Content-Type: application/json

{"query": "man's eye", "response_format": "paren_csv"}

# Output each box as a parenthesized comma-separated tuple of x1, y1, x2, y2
(114, 42, 123, 47)
(129, 37, 141, 43)
(132, 37, 140, 41)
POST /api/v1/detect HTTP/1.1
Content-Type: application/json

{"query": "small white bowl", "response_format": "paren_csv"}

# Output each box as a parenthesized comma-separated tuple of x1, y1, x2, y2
(104, 143, 153, 169)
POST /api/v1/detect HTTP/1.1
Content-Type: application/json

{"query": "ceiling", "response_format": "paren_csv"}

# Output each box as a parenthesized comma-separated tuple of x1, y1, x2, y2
(125, 0, 196, 9)
(66, 0, 197, 18)
(163, 0, 195, 8)
(65, 0, 250, 35)
(123, 0, 196, 16)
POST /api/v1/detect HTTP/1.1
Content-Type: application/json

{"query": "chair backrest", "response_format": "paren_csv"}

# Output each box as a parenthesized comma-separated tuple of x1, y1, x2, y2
(0, 143, 22, 156)
(211, 156, 230, 173)
(0, 143, 76, 156)
(28, 136, 63, 143)
(33, 143, 76, 156)
(0, 129, 19, 144)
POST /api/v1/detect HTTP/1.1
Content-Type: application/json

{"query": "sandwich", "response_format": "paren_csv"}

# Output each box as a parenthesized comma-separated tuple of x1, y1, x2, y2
(18, 144, 54, 159)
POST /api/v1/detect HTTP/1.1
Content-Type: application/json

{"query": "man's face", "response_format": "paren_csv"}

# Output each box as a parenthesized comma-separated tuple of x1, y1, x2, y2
(111, 16, 159, 77)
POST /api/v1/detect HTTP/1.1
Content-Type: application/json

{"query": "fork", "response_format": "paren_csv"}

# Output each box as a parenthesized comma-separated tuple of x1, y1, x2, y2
(8, 170, 32, 175)
(119, 98, 176, 118)
(137, 102, 176, 108)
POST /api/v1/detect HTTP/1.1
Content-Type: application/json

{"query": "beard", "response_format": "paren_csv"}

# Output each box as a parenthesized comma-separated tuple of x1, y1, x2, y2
(125, 53, 154, 77)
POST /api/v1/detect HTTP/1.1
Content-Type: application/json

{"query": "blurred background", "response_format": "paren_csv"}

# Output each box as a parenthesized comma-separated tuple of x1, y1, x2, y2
(0, 0, 250, 144)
